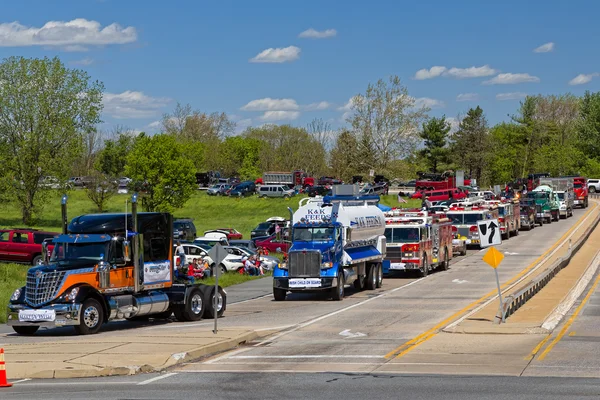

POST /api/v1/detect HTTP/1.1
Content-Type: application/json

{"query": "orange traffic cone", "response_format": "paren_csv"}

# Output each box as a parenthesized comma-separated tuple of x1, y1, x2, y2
(0, 348, 12, 387)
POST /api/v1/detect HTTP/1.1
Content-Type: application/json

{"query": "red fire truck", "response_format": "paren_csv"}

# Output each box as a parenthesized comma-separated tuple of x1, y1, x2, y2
(485, 199, 520, 239)
(383, 209, 454, 277)
(415, 171, 472, 191)
(445, 201, 499, 247)
(572, 177, 589, 208)
(256, 170, 314, 188)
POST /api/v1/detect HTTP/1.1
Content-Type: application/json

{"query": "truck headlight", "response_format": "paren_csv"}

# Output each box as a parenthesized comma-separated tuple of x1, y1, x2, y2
(65, 287, 79, 301)
(279, 262, 288, 270)
(321, 262, 333, 268)
(10, 288, 21, 301)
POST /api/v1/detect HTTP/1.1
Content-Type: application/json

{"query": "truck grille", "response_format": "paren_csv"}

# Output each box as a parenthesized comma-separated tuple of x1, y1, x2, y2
(458, 227, 470, 237)
(25, 270, 66, 307)
(386, 246, 402, 260)
(289, 251, 321, 277)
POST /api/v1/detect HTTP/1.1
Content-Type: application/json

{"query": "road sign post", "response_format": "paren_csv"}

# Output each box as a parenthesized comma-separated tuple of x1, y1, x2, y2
(482, 246, 506, 323)
(208, 243, 227, 334)
(477, 218, 502, 249)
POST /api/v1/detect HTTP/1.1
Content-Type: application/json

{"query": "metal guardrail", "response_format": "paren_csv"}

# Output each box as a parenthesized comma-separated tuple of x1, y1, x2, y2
(496, 197, 600, 323)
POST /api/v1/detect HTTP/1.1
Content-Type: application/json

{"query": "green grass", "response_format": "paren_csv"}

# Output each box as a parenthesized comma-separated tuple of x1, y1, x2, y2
(202, 271, 271, 288)
(0, 263, 28, 324)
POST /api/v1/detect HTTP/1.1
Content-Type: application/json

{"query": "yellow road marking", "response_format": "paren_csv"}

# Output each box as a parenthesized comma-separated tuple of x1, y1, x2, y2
(385, 203, 598, 360)
(568, 331, 576, 336)
(537, 273, 600, 361)
(525, 333, 552, 361)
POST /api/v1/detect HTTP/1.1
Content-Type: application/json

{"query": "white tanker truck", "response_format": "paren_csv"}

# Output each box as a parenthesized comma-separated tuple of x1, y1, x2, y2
(272, 186, 387, 301)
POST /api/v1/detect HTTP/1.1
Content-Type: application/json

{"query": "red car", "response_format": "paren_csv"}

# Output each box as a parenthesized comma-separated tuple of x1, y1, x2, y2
(255, 234, 291, 253)
(0, 229, 58, 265)
(204, 228, 243, 240)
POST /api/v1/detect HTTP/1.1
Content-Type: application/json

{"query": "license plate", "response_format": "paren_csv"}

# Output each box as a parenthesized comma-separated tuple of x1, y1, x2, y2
(574, 200, 580, 204)
(390, 262, 406, 270)
(18, 309, 55, 322)
(289, 278, 321, 288)
(471, 239, 480, 244)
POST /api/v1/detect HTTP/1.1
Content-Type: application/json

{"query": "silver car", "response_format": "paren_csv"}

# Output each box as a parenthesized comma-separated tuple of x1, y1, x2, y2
(224, 246, 279, 271)
(207, 184, 231, 196)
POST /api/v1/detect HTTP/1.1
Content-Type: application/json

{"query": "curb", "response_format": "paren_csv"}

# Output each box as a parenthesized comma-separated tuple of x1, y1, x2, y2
(541, 249, 600, 331)
(19, 331, 259, 380)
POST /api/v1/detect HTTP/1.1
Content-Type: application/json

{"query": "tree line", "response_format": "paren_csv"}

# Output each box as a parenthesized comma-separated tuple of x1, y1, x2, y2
(2, 56, 600, 224)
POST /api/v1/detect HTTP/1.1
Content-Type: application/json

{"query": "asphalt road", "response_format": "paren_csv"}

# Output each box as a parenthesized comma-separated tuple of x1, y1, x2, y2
(3, 372, 600, 400)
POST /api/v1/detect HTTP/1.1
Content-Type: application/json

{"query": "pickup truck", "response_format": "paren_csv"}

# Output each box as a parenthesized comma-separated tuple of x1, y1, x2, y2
(0, 229, 58, 265)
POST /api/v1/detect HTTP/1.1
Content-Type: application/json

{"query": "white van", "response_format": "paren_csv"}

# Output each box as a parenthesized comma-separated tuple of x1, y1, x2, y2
(258, 185, 295, 199)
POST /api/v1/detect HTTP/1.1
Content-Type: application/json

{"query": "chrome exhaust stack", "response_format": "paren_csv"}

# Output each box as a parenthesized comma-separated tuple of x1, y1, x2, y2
(132, 193, 142, 293)
(61, 194, 68, 234)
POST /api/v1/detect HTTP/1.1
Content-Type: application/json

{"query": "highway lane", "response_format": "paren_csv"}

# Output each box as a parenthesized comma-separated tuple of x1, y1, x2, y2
(177, 207, 590, 375)
(3, 372, 600, 400)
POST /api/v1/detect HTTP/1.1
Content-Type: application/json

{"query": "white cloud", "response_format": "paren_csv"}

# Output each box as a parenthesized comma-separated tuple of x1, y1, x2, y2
(414, 65, 496, 80)
(414, 97, 445, 109)
(496, 92, 527, 101)
(147, 120, 161, 129)
(71, 57, 94, 66)
(103, 91, 171, 119)
(298, 28, 337, 39)
(414, 66, 447, 80)
(444, 65, 497, 79)
(456, 93, 479, 102)
(483, 73, 540, 85)
(0, 18, 137, 51)
(304, 101, 331, 111)
(534, 42, 555, 53)
(260, 111, 300, 121)
(250, 46, 300, 63)
(235, 118, 253, 134)
(446, 117, 461, 133)
(337, 96, 360, 121)
(569, 73, 599, 86)
(241, 98, 299, 111)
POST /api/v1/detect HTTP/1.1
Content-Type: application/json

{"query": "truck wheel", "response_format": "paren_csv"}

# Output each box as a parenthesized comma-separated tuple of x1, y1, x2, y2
(273, 288, 287, 301)
(12, 326, 39, 335)
(219, 264, 227, 275)
(441, 249, 450, 271)
(376, 264, 383, 288)
(332, 272, 345, 301)
(173, 307, 186, 322)
(74, 298, 104, 335)
(353, 274, 365, 291)
(419, 257, 428, 278)
(183, 287, 205, 321)
(590, 187, 596, 193)
(203, 286, 226, 318)
(32, 255, 42, 266)
(366, 264, 377, 290)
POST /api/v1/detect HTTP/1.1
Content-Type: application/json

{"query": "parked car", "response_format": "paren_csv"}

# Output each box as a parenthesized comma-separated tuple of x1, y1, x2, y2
(205, 228, 243, 240)
(67, 176, 92, 188)
(39, 176, 62, 189)
(173, 243, 243, 275)
(207, 184, 232, 196)
(587, 178, 600, 193)
(255, 234, 291, 253)
(257, 184, 295, 198)
(360, 183, 388, 196)
(229, 181, 256, 197)
(193, 236, 229, 247)
(0, 229, 58, 265)
(229, 239, 258, 251)
(173, 218, 197, 241)
(224, 246, 279, 271)
(307, 185, 332, 197)
(250, 217, 288, 240)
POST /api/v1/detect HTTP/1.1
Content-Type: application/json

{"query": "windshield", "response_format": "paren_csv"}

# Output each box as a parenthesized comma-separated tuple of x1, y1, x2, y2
(293, 227, 334, 241)
(447, 213, 485, 225)
(557, 192, 565, 200)
(574, 183, 583, 188)
(385, 227, 420, 243)
(498, 207, 506, 216)
(255, 222, 272, 231)
(51, 242, 107, 263)
(528, 192, 548, 200)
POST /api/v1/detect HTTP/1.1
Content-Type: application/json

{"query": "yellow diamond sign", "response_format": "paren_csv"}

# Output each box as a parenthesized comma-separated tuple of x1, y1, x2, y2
(482, 246, 504, 269)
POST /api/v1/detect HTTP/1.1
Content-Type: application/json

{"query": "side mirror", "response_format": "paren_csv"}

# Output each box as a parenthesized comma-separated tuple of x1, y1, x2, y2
(41, 241, 50, 265)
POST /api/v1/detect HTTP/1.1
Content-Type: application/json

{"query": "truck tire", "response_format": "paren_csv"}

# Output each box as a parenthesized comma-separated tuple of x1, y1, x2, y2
(332, 272, 345, 301)
(173, 307, 186, 322)
(202, 286, 226, 319)
(590, 186, 596, 193)
(273, 287, 287, 301)
(12, 326, 39, 335)
(182, 287, 205, 321)
(353, 274, 365, 291)
(376, 264, 383, 288)
(74, 298, 104, 335)
(32, 255, 42, 266)
(441, 249, 450, 271)
(365, 264, 376, 290)
(419, 257, 428, 278)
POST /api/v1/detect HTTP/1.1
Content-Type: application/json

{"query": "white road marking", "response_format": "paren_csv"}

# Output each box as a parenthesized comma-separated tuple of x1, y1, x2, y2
(230, 294, 272, 305)
(452, 279, 468, 284)
(255, 324, 295, 332)
(339, 329, 367, 338)
(9, 378, 31, 384)
(230, 355, 384, 359)
(504, 252, 520, 255)
(137, 372, 178, 385)
(204, 348, 252, 365)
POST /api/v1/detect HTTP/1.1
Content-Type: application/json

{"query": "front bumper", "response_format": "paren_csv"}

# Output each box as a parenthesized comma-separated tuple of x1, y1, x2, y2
(274, 277, 337, 291)
(7, 303, 82, 328)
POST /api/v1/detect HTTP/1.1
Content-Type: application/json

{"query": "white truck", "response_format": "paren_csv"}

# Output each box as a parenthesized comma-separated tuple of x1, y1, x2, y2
(539, 178, 574, 219)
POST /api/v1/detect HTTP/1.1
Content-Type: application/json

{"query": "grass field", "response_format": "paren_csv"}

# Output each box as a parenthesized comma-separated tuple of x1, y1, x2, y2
(0, 189, 419, 322)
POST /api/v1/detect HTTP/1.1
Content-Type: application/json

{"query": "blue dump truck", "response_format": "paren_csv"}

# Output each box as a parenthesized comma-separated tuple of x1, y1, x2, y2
(272, 185, 387, 301)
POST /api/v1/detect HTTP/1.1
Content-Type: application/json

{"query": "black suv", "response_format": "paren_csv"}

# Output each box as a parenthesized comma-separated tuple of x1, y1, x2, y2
(307, 185, 332, 197)
(173, 219, 197, 241)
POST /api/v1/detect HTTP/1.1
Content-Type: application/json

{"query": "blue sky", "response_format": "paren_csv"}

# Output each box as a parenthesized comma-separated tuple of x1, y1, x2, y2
(1, 0, 598, 134)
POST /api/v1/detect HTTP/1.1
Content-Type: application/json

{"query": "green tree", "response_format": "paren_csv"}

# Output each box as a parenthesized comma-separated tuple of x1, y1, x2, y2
(125, 134, 196, 212)
(216, 136, 261, 180)
(577, 91, 600, 157)
(330, 130, 359, 182)
(95, 131, 137, 178)
(450, 106, 489, 184)
(419, 116, 451, 173)
(487, 123, 523, 185)
(0, 56, 103, 224)
(85, 171, 117, 212)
